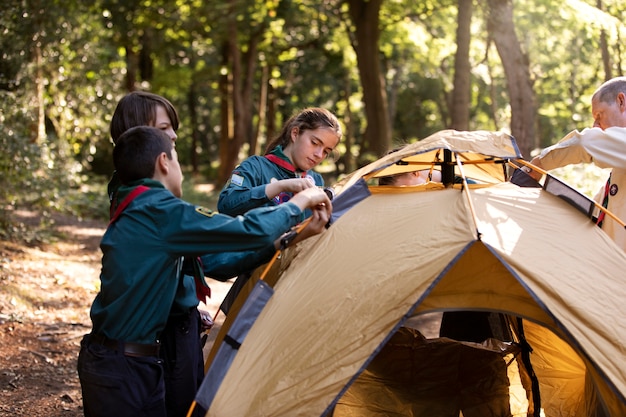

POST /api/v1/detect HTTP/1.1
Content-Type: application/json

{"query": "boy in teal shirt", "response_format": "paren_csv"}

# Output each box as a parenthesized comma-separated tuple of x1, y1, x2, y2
(78, 126, 331, 417)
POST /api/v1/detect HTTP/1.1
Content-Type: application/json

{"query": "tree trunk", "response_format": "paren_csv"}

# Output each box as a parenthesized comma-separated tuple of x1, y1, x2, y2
(251, 64, 268, 156)
(188, 76, 199, 176)
(139, 30, 153, 82)
(241, 29, 263, 156)
(266, 77, 277, 151)
(486, 0, 536, 158)
(450, 0, 473, 131)
(346, 0, 391, 158)
(597, 0, 612, 81)
(217, 4, 265, 186)
(35, 43, 45, 144)
(217, 40, 233, 185)
(124, 46, 138, 92)
(342, 71, 356, 173)
(226, 17, 244, 185)
(217, 0, 246, 187)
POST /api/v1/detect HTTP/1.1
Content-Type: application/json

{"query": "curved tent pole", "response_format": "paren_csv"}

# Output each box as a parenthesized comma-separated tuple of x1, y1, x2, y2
(455, 154, 481, 241)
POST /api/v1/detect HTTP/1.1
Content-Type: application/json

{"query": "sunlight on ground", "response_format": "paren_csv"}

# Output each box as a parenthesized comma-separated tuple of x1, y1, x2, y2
(56, 226, 103, 238)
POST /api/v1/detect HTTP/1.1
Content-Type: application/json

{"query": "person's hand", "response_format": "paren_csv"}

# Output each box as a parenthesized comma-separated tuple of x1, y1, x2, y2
(291, 205, 331, 243)
(265, 178, 316, 199)
(524, 157, 543, 181)
(199, 309, 213, 331)
(289, 187, 332, 215)
(274, 188, 332, 250)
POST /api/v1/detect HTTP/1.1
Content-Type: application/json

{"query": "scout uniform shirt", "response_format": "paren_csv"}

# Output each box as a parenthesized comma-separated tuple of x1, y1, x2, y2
(217, 145, 324, 218)
(91, 178, 304, 345)
(108, 174, 276, 315)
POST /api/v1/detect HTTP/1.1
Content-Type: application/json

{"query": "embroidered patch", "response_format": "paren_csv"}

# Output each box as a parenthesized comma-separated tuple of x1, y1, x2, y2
(230, 173, 244, 187)
(610, 183, 619, 196)
(196, 207, 215, 217)
(273, 192, 291, 205)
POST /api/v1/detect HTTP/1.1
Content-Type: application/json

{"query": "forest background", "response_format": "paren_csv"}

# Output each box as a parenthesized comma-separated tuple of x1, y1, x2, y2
(1, 0, 623, 235)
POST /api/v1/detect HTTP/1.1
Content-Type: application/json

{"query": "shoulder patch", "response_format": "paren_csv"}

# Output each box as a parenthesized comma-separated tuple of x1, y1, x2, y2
(230, 173, 244, 187)
(196, 206, 216, 217)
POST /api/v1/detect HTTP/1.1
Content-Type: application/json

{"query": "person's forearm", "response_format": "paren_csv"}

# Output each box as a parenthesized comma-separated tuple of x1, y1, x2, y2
(264, 181, 282, 200)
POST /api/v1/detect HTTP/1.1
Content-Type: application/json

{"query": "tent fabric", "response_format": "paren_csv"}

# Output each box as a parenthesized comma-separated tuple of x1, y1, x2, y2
(205, 183, 626, 416)
(333, 129, 521, 195)
(520, 321, 588, 416)
(195, 280, 274, 410)
(329, 177, 371, 224)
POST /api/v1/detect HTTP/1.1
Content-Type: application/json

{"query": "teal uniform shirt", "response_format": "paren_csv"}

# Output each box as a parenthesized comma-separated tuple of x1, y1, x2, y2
(91, 178, 303, 344)
(217, 146, 324, 218)
(108, 173, 276, 316)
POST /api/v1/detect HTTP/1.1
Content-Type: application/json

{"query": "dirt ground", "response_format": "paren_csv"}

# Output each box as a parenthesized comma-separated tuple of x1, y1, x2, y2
(0, 210, 231, 417)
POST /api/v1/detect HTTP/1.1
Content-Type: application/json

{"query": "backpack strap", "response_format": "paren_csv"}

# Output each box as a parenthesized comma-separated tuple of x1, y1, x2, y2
(108, 185, 150, 226)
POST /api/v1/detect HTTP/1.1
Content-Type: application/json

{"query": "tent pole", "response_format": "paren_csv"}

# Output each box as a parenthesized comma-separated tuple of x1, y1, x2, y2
(455, 155, 481, 240)
(442, 149, 455, 186)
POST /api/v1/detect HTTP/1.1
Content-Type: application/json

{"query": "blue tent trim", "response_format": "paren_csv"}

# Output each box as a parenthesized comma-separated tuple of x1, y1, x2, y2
(195, 280, 274, 410)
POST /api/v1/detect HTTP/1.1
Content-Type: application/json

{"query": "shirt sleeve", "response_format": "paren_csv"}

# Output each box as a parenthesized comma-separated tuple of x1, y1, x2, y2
(539, 127, 626, 170)
(158, 195, 302, 257)
(217, 157, 272, 216)
(198, 244, 276, 281)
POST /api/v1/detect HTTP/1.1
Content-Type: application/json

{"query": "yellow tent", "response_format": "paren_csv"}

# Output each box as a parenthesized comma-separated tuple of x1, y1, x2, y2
(201, 130, 626, 417)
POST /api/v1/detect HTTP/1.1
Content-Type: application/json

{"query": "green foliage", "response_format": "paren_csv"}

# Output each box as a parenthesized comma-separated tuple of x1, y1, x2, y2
(2, 0, 626, 239)
(181, 181, 219, 211)
(551, 164, 610, 200)
(0, 92, 44, 231)
(0, 89, 109, 242)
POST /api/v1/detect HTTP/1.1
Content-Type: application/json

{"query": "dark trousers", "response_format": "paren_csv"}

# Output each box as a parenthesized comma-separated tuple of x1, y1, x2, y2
(161, 308, 206, 417)
(77, 334, 166, 417)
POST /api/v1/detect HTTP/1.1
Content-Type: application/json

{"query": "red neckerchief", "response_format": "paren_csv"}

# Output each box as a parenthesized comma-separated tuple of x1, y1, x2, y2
(193, 257, 211, 304)
(109, 185, 211, 304)
(265, 154, 307, 178)
(108, 185, 150, 226)
(597, 174, 611, 228)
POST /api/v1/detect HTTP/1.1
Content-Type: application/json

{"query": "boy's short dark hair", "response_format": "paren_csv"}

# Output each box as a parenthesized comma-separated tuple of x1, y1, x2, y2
(114, 126, 173, 184)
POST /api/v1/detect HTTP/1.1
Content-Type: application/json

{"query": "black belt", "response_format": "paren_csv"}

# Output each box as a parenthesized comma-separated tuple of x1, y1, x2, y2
(90, 333, 160, 358)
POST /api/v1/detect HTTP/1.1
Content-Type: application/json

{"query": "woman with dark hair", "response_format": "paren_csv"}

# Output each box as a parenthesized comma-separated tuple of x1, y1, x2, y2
(109, 91, 179, 144)
(107, 91, 180, 204)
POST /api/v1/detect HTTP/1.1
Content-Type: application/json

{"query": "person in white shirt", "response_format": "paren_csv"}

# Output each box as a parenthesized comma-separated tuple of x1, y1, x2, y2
(526, 76, 626, 251)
